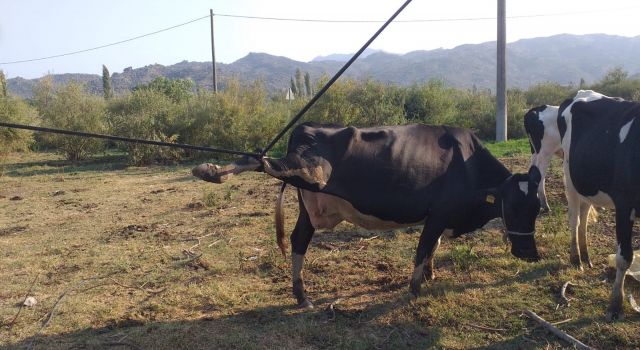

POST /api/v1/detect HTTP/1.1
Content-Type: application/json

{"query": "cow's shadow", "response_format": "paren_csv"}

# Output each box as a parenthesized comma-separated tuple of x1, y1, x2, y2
(0, 260, 597, 350)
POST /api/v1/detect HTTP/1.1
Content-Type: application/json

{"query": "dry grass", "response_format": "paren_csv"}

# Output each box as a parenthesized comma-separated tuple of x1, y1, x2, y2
(0, 151, 639, 349)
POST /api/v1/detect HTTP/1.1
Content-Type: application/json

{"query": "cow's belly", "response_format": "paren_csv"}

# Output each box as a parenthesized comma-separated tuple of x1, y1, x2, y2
(300, 190, 423, 230)
(564, 160, 615, 209)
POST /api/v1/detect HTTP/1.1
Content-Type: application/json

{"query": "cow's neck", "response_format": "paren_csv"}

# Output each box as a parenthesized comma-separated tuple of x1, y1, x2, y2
(474, 148, 512, 189)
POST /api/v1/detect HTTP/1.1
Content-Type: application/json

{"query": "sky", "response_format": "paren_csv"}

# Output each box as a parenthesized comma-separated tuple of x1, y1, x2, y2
(1, 0, 640, 79)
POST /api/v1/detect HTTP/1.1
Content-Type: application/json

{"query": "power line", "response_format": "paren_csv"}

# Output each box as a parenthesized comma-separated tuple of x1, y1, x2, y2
(0, 15, 209, 65)
(1, 6, 638, 66)
(213, 6, 640, 23)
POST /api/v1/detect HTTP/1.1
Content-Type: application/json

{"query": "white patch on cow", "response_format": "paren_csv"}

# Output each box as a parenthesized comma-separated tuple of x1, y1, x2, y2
(631, 209, 637, 222)
(619, 118, 635, 143)
(518, 181, 529, 195)
(561, 90, 608, 164)
(292, 253, 305, 280)
(300, 190, 423, 231)
(586, 191, 615, 209)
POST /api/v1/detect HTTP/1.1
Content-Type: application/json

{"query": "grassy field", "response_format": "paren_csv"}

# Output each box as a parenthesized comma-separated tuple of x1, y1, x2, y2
(0, 146, 639, 349)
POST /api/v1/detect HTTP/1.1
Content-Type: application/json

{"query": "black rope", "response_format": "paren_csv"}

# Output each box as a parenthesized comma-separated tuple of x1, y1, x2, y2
(260, 0, 413, 157)
(0, 122, 259, 157)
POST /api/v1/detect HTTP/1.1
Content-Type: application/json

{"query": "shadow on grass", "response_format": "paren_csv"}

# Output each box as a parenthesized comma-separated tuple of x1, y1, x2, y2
(0, 292, 444, 349)
(2, 154, 130, 177)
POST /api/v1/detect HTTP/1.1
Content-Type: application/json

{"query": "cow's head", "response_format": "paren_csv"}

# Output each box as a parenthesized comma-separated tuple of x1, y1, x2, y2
(192, 154, 262, 183)
(499, 166, 542, 262)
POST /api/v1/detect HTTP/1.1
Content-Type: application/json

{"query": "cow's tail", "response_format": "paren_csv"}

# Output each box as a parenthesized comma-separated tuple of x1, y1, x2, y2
(275, 182, 287, 258)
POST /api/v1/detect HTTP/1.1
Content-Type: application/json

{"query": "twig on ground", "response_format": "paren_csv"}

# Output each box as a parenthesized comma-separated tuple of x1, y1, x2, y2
(4, 273, 39, 328)
(628, 293, 640, 313)
(108, 278, 166, 294)
(560, 281, 574, 305)
(525, 310, 592, 350)
(465, 323, 507, 332)
(207, 239, 222, 247)
(550, 318, 573, 326)
(27, 271, 123, 350)
(185, 231, 217, 253)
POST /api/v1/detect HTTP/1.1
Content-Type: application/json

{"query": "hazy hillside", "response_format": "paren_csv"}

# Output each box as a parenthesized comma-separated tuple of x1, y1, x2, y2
(8, 33, 640, 98)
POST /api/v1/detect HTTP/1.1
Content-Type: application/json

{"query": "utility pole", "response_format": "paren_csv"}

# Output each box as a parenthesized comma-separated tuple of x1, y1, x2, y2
(496, 0, 507, 141)
(210, 9, 218, 93)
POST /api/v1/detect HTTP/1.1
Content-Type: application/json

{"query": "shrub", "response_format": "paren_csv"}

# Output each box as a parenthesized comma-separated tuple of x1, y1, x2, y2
(107, 88, 184, 165)
(0, 96, 38, 154)
(33, 80, 106, 160)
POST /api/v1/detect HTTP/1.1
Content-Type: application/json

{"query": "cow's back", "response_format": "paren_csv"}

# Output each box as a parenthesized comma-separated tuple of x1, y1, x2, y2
(288, 123, 506, 223)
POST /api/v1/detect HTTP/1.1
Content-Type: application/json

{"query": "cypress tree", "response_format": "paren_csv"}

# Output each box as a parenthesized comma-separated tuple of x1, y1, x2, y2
(290, 77, 298, 96)
(102, 65, 113, 99)
(0, 70, 7, 98)
(304, 72, 312, 96)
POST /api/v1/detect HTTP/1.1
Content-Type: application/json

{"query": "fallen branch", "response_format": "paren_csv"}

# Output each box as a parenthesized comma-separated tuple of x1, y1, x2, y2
(628, 293, 640, 314)
(27, 271, 123, 350)
(465, 323, 506, 333)
(560, 281, 573, 305)
(525, 310, 591, 350)
(3, 273, 39, 328)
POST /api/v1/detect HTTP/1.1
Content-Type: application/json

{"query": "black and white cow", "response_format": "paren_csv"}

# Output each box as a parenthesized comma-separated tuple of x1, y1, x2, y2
(193, 123, 542, 307)
(558, 90, 638, 320)
(525, 104, 596, 269)
(524, 105, 562, 212)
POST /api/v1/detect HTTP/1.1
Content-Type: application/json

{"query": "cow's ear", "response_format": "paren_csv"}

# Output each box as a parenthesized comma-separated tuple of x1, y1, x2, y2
(528, 166, 542, 189)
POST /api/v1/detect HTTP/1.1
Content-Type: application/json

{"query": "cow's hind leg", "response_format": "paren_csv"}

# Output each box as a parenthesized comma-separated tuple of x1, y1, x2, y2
(578, 202, 593, 268)
(291, 190, 316, 308)
(410, 222, 444, 297)
(606, 206, 634, 321)
(566, 190, 583, 269)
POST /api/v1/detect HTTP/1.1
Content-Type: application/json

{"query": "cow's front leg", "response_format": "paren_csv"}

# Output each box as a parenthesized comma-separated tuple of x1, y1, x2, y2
(291, 192, 315, 308)
(533, 150, 552, 213)
(606, 207, 634, 321)
(410, 222, 444, 297)
(423, 236, 442, 281)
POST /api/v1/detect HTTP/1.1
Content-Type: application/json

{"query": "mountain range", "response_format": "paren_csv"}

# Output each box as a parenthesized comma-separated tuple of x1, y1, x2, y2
(7, 33, 640, 99)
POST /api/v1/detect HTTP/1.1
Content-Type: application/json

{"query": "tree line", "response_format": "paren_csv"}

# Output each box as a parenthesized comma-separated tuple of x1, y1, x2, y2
(1, 66, 640, 165)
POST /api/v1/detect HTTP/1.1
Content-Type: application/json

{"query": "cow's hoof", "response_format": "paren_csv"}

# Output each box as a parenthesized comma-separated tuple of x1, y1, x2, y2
(606, 308, 624, 322)
(583, 259, 593, 269)
(570, 255, 583, 271)
(424, 269, 435, 281)
(298, 298, 314, 309)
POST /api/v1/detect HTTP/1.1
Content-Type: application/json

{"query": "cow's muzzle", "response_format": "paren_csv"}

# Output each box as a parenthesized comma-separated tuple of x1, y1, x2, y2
(508, 232, 540, 262)
(192, 163, 234, 183)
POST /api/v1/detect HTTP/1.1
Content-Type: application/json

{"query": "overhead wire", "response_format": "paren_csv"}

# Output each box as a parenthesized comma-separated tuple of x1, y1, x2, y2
(1, 6, 638, 65)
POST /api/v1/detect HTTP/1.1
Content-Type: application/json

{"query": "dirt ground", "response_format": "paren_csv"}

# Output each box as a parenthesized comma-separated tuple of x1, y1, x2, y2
(0, 152, 638, 349)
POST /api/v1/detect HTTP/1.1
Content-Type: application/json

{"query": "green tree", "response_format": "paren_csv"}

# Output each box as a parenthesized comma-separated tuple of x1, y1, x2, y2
(304, 72, 313, 96)
(134, 77, 194, 103)
(295, 68, 305, 97)
(0, 96, 37, 157)
(35, 81, 106, 160)
(601, 67, 628, 85)
(290, 77, 298, 96)
(0, 70, 7, 98)
(102, 64, 113, 100)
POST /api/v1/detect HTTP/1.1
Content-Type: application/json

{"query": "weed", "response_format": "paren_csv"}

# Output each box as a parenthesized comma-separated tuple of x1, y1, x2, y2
(450, 243, 480, 272)
(202, 189, 218, 208)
